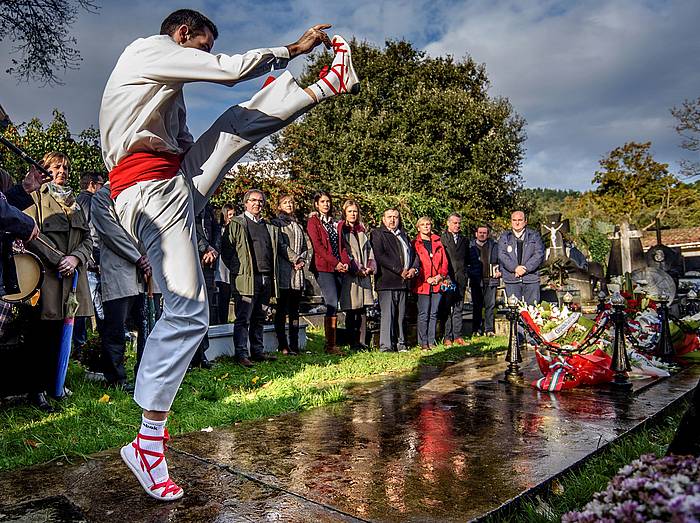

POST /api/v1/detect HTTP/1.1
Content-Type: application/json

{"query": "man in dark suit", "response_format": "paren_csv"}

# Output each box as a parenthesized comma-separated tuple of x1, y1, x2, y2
(497, 211, 545, 305)
(440, 213, 468, 345)
(370, 208, 419, 352)
(470, 225, 501, 335)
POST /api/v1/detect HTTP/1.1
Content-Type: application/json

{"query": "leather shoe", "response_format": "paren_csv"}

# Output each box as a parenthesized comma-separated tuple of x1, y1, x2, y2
(32, 392, 56, 413)
(195, 357, 213, 369)
(420, 344, 431, 351)
(444, 339, 453, 347)
(109, 381, 135, 394)
(235, 356, 255, 368)
(454, 338, 468, 346)
(251, 353, 277, 362)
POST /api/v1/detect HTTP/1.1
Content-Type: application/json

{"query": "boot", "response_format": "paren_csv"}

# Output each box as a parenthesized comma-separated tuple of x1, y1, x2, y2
(288, 320, 300, 355)
(324, 317, 341, 355)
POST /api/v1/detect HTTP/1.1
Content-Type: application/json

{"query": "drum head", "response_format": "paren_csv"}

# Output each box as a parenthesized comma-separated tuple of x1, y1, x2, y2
(1, 252, 44, 303)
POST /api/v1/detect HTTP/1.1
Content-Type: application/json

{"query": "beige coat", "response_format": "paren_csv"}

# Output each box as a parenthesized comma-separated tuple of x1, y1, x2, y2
(24, 185, 94, 320)
(340, 227, 376, 310)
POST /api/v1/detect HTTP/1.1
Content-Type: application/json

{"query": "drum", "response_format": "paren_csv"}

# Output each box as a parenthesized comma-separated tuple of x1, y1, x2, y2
(1, 251, 44, 304)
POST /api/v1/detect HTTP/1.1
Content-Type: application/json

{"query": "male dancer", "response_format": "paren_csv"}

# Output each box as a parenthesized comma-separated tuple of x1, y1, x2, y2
(99, 9, 359, 501)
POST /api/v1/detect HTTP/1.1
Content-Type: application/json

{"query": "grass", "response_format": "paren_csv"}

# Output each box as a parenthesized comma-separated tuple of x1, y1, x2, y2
(0, 329, 506, 472)
(482, 401, 688, 523)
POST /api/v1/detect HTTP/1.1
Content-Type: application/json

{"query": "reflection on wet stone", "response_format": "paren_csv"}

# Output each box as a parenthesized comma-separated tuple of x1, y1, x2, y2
(0, 351, 697, 522)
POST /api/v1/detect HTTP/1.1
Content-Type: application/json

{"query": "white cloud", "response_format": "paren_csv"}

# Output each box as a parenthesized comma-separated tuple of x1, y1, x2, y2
(1, 0, 697, 190)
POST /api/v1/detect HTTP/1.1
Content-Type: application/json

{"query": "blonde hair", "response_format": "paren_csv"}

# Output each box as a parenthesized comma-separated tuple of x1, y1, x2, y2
(342, 199, 362, 224)
(41, 151, 70, 171)
(277, 192, 294, 210)
(416, 216, 433, 228)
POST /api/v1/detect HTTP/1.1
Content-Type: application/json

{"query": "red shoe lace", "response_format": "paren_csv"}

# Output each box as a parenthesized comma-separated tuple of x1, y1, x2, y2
(131, 428, 182, 498)
(317, 39, 350, 95)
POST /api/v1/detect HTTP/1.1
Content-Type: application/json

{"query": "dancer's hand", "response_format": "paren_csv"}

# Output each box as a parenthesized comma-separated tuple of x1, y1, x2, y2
(287, 24, 332, 58)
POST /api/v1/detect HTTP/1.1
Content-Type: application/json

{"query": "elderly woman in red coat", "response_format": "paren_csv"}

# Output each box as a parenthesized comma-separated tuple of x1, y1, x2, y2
(412, 216, 448, 350)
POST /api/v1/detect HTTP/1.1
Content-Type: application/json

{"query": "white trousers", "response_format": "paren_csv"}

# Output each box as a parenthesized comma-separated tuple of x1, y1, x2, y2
(115, 72, 313, 411)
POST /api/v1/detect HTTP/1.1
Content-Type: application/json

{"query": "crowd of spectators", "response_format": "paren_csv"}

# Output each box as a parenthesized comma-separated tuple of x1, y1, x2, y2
(1, 152, 547, 411)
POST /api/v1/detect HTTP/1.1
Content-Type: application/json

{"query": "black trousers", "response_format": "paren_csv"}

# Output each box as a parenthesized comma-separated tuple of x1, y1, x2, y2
(24, 314, 64, 395)
(215, 281, 231, 324)
(233, 274, 272, 359)
(345, 307, 366, 346)
(471, 278, 485, 334)
(274, 288, 302, 351)
(101, 295, 145, 384)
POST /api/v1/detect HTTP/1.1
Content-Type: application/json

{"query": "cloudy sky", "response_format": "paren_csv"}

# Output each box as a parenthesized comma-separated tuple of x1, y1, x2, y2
(1, 0, 698, 190)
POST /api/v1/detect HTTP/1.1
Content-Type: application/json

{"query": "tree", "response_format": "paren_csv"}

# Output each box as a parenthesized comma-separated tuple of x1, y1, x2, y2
(1, 0, 98, 85)
(272, 40, 526, 228)
(671, 97, 700, 178)
(0, 109, 104, 190)
(591, 142, 684, 229)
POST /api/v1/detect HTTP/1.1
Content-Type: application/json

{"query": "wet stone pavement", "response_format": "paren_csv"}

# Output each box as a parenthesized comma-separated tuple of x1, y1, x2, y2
(0, 350, 698, 523)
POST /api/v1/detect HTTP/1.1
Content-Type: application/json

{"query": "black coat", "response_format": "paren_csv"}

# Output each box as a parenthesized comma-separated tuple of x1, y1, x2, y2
(470, 238, 500, 287)
(1, 196, 35, 295)
(370, 225, 419, 291)
(440, 231, 469, 293)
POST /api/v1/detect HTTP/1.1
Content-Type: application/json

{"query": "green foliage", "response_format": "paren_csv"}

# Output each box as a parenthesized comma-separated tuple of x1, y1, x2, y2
(273, 39, 526, 226)
(671, 97, 700, 178)
(592, 141, 677, 227)
(0, 109, 104, 191)
(519, 188, 581, 231)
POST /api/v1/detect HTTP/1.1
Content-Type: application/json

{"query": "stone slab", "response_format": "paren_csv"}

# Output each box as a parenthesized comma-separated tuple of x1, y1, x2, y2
(0, 350, 697, 522)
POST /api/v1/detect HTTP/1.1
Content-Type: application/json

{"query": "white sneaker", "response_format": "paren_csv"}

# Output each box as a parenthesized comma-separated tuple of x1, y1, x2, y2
(120, 429, 184, 501)
(310, 35, 360, 101)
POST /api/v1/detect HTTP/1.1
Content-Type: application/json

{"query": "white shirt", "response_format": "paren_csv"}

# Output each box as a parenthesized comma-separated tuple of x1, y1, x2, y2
(244, 211, 262, 223)
(392, 228, 411, 269)
(99, 35, 290, 170)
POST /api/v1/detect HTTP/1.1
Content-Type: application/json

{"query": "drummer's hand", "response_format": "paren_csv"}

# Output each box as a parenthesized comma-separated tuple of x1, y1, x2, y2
(26, 224, 40, 242)
(286, 24, 332, 58)
(136, 255, 152, 279)
(21, 166, 50, 193)
(58, 255, 80, 277)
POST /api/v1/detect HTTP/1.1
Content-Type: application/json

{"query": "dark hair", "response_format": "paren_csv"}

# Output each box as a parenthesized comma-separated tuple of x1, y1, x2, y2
(313, 191, 332, 214)
(160, 9, 218, 40)
(79, 172, 104, 191)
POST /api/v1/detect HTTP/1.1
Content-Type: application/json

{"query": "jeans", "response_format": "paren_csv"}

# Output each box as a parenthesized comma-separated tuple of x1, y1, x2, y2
(417, 292, 441, 346)
(316, 272, 342, 316)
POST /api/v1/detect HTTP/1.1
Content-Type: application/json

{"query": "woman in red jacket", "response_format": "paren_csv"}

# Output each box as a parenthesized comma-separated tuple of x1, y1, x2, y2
(306, 191, 350, 354)
(413, 216, 448, 350)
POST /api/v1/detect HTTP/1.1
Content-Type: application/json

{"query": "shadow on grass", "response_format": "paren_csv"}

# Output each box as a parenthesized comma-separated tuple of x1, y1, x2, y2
(0, 330, 507, 472)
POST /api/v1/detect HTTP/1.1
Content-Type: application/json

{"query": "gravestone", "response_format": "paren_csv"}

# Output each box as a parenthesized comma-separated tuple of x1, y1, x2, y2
(540, 213, 594, 302)
(607, 221, 647, 278)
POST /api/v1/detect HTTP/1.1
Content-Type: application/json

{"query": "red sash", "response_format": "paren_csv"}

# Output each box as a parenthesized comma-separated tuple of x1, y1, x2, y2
(109, 152, 182, 199)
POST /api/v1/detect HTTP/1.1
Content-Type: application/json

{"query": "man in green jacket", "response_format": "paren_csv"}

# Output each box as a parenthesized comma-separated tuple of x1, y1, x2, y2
(221, 189, 279, 367)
